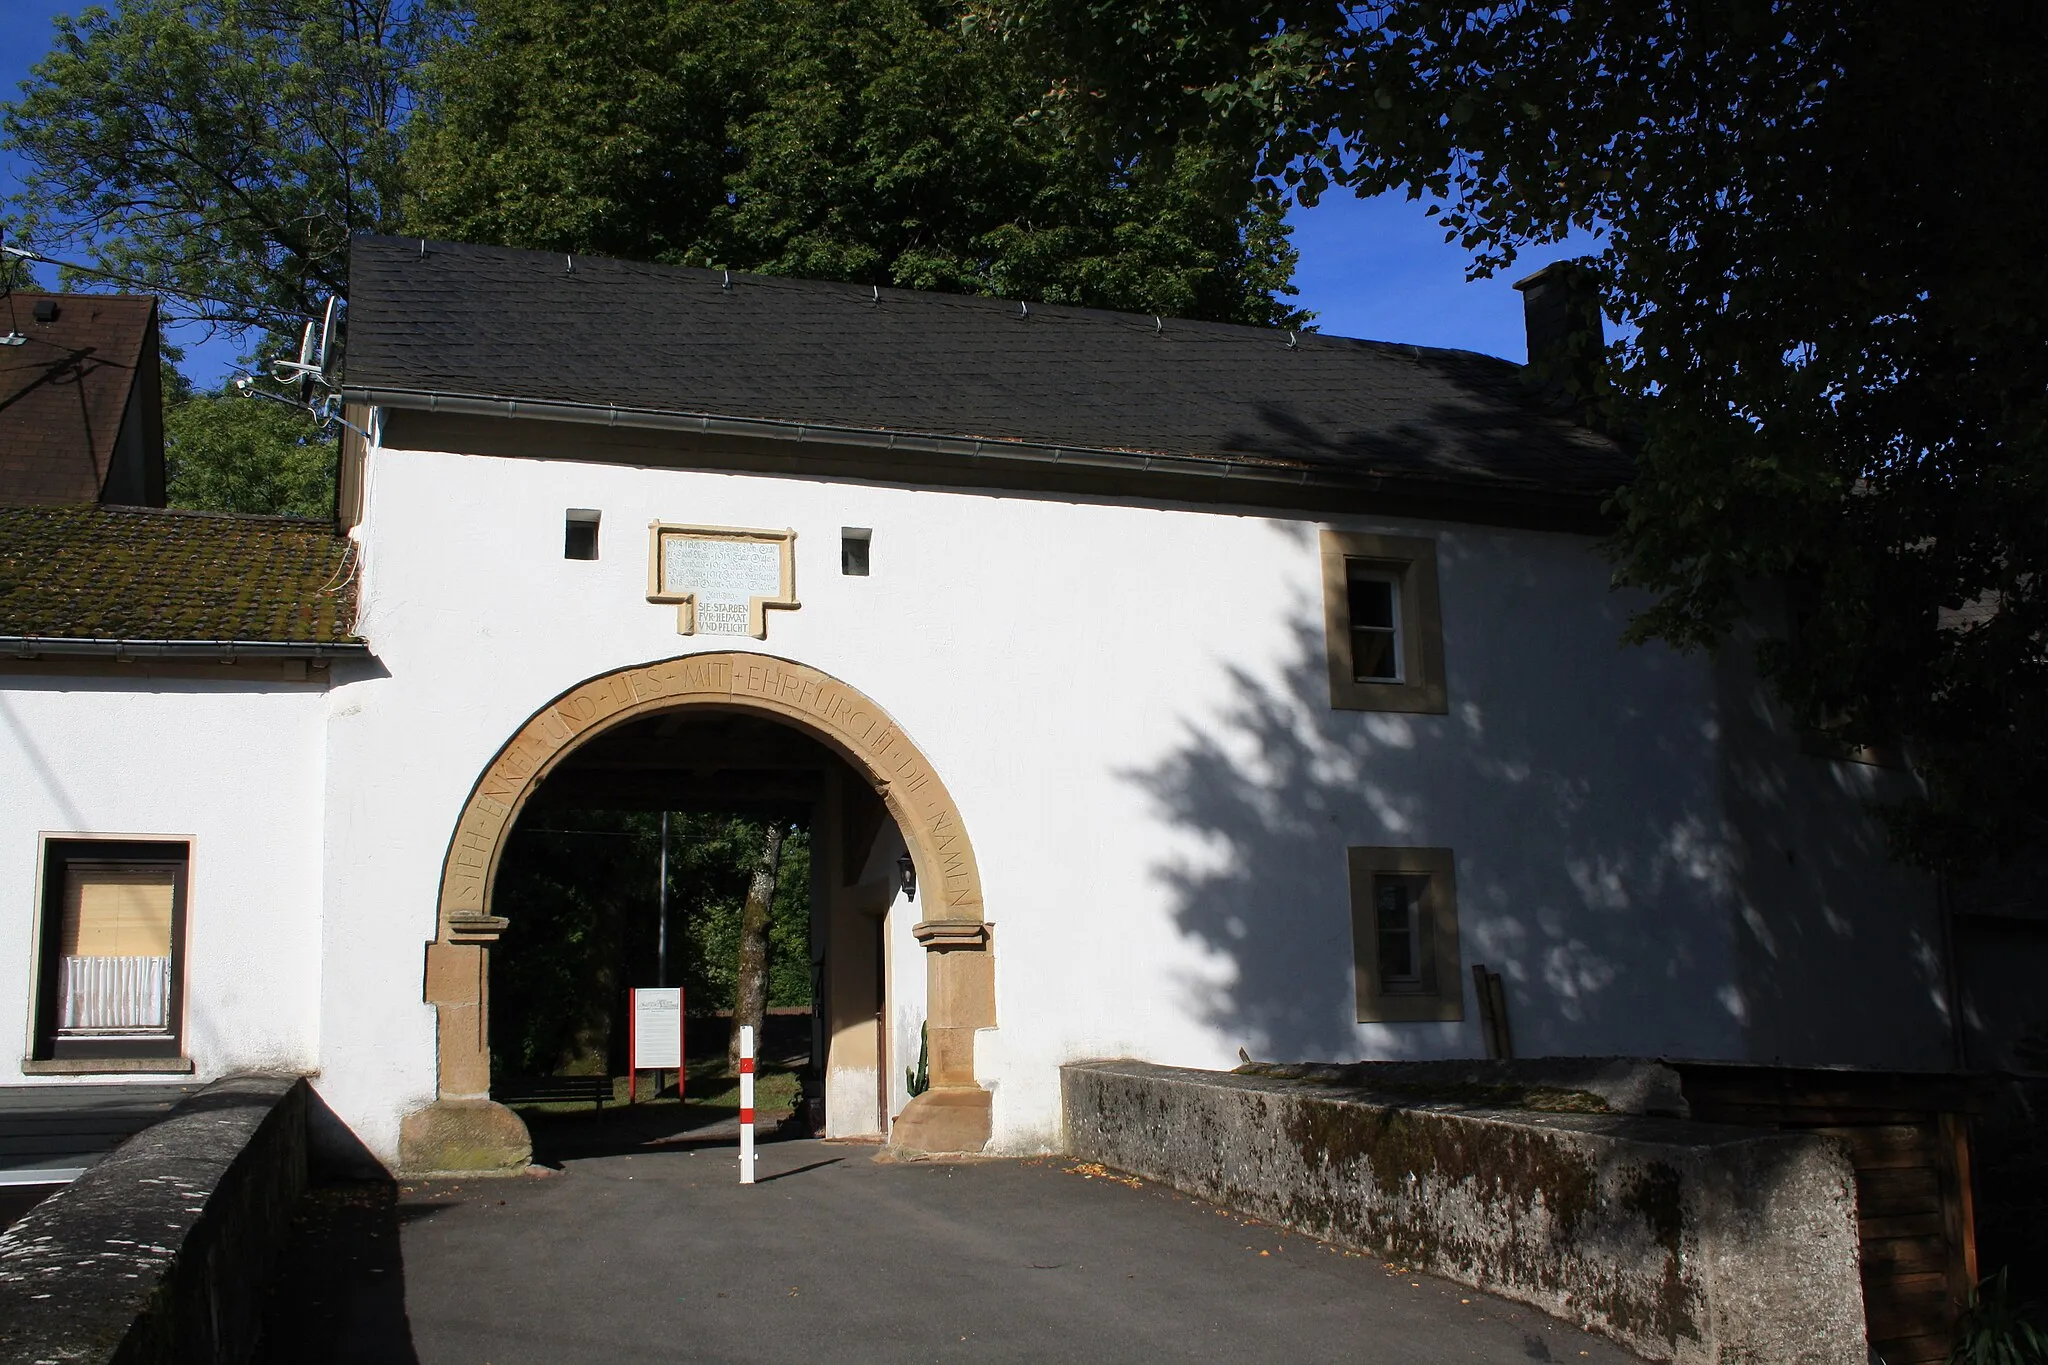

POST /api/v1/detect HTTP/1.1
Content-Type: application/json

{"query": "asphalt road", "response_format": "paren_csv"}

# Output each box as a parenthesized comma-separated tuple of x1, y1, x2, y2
(262, 1136, 1645, 1364)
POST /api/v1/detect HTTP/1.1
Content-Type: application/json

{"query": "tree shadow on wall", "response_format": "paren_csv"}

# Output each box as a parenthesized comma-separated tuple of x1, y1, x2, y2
(1121, 549, 1924, 1070)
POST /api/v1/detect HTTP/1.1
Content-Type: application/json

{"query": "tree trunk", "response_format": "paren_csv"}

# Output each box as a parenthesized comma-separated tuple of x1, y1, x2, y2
(728, 822, 786, 1075)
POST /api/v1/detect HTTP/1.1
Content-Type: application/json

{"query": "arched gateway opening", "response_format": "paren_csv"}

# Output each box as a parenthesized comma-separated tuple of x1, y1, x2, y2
(399, 653, 994, 1174)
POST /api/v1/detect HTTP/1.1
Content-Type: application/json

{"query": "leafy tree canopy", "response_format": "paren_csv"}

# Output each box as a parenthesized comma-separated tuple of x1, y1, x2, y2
(5, 0, 1302, 522)
(1012, 0, 2048, 868)
(164, 391, 338, 518)
(405, 0, 1301, 324)
(2, 0, 422, 332)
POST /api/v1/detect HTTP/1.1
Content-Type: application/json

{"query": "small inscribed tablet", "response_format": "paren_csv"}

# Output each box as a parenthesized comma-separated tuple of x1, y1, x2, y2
(646, 525, 797, 638)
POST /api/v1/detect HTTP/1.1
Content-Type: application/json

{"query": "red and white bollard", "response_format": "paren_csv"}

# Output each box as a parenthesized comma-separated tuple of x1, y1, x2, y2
(738, 1023, 756, 1185)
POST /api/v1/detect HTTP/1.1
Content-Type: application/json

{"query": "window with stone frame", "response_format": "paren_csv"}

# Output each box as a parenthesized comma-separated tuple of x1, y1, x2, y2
(1347, 846, 1463, 1023)
(1319, 530, 1448, 713)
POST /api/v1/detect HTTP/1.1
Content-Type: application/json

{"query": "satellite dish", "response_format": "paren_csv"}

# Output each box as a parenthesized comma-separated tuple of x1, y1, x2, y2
(295, 320, 319, 403)
(272, 296, 340, 404)
(315, 295, 337, 376)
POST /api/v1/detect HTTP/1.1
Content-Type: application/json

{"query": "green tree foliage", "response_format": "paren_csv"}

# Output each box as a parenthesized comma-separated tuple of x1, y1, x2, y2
(405, 0, 1300, 324)
(2, 0, 423, 331)
(491, 810, 812, 1077)
(4, 0, 408, 518)
(0, 229, 35, 291)
(1015, 0, 2048, 868)
(164, 393, 338, 517)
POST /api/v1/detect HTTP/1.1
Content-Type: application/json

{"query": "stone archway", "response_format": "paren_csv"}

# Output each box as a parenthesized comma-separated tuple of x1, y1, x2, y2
(399, 653, 994, 1173)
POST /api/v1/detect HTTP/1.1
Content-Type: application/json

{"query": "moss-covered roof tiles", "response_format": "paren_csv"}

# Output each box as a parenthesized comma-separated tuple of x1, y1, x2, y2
(0, 504, 359, 644)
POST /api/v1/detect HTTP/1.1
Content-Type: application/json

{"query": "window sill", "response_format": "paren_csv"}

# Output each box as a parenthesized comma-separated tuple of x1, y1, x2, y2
(1329, 679, 1449, 715)
(1356, 997, 1465, 1024)
(20, 1056, 195, 1076)
(1798, 730, 1906, 769)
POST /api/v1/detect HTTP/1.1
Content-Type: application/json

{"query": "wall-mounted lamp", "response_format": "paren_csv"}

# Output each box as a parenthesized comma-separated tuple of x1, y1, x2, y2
(897, 853, 917, 902)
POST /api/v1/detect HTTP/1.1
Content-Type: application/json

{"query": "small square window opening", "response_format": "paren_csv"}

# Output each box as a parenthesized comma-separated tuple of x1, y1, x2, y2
(565, 509, 601, 560)
(841, 527, 872, 577)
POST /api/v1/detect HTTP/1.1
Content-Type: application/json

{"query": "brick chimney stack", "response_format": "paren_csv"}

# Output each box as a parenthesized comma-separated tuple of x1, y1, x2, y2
(1513, 260, 1606, 420)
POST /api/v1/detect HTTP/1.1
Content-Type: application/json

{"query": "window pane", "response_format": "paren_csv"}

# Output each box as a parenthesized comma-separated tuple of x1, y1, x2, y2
(59, 864, 174, 1034)
(1347, 570, 1397, 629)
(1352, 628, 1399, 682)
(1373, 874, 1430, 991)
(62, 866, 173, 957)
(1375, 878, 1418, 984)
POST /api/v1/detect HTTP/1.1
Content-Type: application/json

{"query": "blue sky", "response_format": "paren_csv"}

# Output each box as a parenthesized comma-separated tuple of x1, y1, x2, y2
(3, 1, 1591, 388)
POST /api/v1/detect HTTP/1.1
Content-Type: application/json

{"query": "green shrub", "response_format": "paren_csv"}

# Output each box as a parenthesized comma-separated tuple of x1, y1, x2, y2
(1953, 1269, 2048, 1365)
(905, 1021, 929, 1098)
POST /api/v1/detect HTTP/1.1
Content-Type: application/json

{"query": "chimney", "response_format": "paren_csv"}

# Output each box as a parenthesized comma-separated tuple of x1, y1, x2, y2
(1513, 260, 1606, 419)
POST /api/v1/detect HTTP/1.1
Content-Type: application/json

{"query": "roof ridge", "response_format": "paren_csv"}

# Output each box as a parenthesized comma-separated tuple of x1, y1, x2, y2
(354, 233, 1517, 364)
(345, 233, 1628, 512)
(0, 503, 337, 529)
(0, 289, 159, 304)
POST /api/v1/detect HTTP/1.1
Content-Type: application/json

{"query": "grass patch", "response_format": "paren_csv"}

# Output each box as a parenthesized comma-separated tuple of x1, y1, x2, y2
(502, 1067, 800, 1116)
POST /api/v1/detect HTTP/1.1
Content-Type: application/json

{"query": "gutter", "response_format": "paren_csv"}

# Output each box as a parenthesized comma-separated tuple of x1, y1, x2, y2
(344, 386, 1601, 514)
(0, 636, 370, 662)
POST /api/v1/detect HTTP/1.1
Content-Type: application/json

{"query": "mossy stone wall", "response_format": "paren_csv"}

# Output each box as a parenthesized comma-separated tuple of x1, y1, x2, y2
(1062, 1060, 1865, 1364)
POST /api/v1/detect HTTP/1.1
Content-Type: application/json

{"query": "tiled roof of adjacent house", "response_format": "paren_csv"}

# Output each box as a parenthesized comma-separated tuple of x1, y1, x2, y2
(0, 504, 359, 644)
(0, 292, 158, 504)
(344, 236, 1631, 504)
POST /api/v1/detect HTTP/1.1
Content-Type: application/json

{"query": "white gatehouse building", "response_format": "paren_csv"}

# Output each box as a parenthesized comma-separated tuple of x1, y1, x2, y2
(0, 238, 1961, 1173)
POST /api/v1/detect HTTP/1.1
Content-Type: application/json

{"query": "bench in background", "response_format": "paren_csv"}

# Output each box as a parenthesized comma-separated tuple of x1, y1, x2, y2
(491, 1076, 611, 1111)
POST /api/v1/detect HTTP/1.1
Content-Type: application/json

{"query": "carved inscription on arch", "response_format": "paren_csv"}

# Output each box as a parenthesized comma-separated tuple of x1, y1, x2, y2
(437, 654, 983, 926)
(725, 656, 982, 915)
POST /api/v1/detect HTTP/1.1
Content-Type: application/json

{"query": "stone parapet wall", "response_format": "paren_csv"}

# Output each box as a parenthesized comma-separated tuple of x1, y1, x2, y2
(0, 1075, 308, 1365)
(1062, 1060, 1865, 1364)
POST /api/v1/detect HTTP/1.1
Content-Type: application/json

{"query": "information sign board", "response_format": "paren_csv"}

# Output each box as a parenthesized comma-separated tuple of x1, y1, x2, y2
(630, 987, 683, 1071)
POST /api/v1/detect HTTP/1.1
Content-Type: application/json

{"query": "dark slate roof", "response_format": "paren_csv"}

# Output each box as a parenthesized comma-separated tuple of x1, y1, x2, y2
(344, 235, 1629, 502)
(0, 505, 359, 644)
(0, 293, 158, 505)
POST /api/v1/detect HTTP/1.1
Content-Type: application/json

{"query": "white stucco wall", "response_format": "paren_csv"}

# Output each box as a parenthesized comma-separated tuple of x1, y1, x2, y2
(0, 676, 330, 1083)
(306, 436, 1946, 1160)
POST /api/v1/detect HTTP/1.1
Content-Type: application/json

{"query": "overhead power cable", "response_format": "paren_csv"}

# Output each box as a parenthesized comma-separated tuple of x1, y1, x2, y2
(0, 240, 299, 328)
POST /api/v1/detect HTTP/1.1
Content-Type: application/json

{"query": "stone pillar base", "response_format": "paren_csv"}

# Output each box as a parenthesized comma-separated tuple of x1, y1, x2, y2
(398, 1099, 532, 1176)
(889, 1085, 991, 1155)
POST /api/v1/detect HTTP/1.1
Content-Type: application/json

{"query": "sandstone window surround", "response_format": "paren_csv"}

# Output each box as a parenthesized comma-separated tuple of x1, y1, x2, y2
(25, 838, 193, 1073)
(1347, 845, 1463, 1023)
(1319, 529, 1447, 713)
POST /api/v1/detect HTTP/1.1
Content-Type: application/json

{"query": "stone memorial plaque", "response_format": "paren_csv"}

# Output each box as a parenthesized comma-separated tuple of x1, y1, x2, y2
(646, 524, 797, 637)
